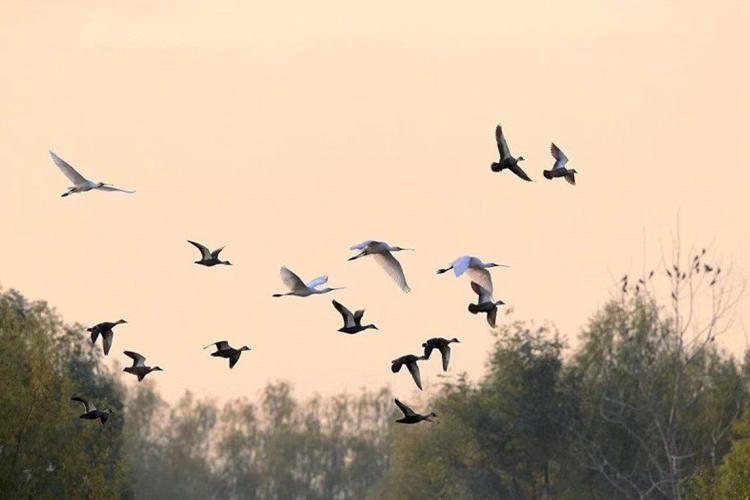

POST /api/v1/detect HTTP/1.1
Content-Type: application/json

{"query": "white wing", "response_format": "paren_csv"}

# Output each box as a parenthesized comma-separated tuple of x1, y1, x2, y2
(49, 151, 88, 186)
(306, 276, 328, 289)
(280, 267, 308, 292)
(97, 184, 136, 194)
(452, 256, 472, 277)
(350, 240, 375, 250)
(550, 143, 569, 170)
(466, 267, 493, 294)
(374, 251, 410, 293)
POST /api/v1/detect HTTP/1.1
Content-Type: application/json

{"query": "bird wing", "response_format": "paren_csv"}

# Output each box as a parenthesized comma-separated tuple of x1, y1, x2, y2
(471, 281, 493, 303)
(565, 173, 576, 186)
(353, 310, 365, 324)
(439, 345, 451, 371)
(467, 268, 493, 295)
(509, 164, 533, 182)
(391, 358, 403, 373)
(90, 327, 100, 344)
(71, 396, 94, 412)
(97, 184, 136, 194)
(101, 330, 113, 355)
(210, 247, 225, 258)
(452, 256, 471, 277)
(123, 350, 146, 367)
(487, 306, 498, 328)
(407, 362, 423, 390)
(350, 240, 374, 250)
(550, 143, 569, 170)
(332, 300, 355, 327)
(187, 240, 212, 260)
(229, 351, 241, 369)
(49, 151, 88, 185)
(280, 267, 308, 292)
(495, 125, 511, 159)
(394, 398, 416, 417)
(423, 341, 434, 359)
(203, 340, 229, 350)
(306, 275, 328, 289)
(374, 252, 410, 293)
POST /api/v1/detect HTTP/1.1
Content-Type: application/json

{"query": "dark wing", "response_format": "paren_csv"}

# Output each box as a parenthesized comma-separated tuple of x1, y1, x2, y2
(487, 306, 498, 328)
(509, 164, 533, 182)
(550, 143, 569, 170)
(71, 396, 93, 412)
(565, 173, 576, 186)
(353, 310, 365, 324)
(495, 125, 511, 159)
(123, 351, 146, 367)
(332, 300, 354, 327)
(187, 240, 212, 260)
(423, 341, 434, 359)
(203, 340, 229, 350)
(101, 330, 114, 356)
(394, 398, 416, 417)
(438, 345, 451, 371)
(407, 362, 423, 390)
(229, 351, 241, 369)
(90, 328, 100, 344)
(210, 247, 225, 258)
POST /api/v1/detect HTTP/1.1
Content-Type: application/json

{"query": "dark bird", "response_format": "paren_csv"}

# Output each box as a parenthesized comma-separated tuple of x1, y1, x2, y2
(391, 354, 428, 390)
(204, 341, 251, 369)
(70, 396, 111, 425)
(543, 143, 577, 185)
(394, 398, 437, 424)
(422, 337, 460, 371)
(490, 125, 532, 181)
(704, 264, 713, 273)
(648, 270, 654, 279)
(331, 300, 378, 334)
(188, 240, 232, 266)
(87, 319, 127, 356)
(123, 351, 163, 382)
(468, 281, 506, 328)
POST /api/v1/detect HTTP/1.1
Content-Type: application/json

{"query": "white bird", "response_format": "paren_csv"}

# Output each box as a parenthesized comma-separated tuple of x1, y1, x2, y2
(272, 266, 343, 297)
(348, 240, 413, 293)
(543, 143, 578, 185)
(436, 256, 508, 294)
(49, 151, 135, 197)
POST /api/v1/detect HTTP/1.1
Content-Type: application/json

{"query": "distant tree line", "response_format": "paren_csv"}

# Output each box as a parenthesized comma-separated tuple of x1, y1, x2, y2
(1, 247, 748, 499)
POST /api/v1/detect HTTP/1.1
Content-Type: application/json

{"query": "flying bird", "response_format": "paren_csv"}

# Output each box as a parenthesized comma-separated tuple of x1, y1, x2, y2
(123, 351, 163, 382)
(543, 143, 578, 185)
(391, 354, 428, 390)
(331, 300, 378, 334)
(87, 319, 127, 356)
(70, 396, 111, 425)
(50, 151, 135, 197)
(394, 398, 437, 424)
(188, 240, 232, 266)
(272, 267, 343, 297)
(348, 240, 413, 293)
(437, 255, 508, 294)
(203, 341, 251, 369)
(422, 337, 460, 371)
(468, 281, 506, 328)
(490, 125, 532, 181)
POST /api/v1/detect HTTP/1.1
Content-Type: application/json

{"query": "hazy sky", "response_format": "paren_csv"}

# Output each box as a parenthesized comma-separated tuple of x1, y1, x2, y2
(2, 1, 748, 403)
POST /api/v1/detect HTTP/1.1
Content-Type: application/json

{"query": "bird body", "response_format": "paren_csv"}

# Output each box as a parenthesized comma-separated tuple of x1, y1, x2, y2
(50, 151, 135, 197)
(391, 354, 428, 390)
(543, 143, 577, 185)
(394, 398, 436, 424)
(422, 337, 460, 371)
(437, 255, 508, 294)
(331, 300, 378, 334)
(273, 266, 343, 297)
(490, 125, 532, 181)
(468, 281, 505, 328)
(70, 396, 111, 425)
(123, 351, 163, 382)
(188, 240, 232, 266)
(87, 319, 127, 356)
(204, 341, 251, 369)
(348, 240, 413, 293)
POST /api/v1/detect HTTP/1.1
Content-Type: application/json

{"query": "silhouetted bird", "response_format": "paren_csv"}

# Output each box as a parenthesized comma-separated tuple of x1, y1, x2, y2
(543, 143, 577, 185)
(123, 351, 163, 382)
(331, 300, 378, 334)
(70, 396, 111, 425)
(490, 125, 532, 181)
(204, 341, 251, 369)
(422, 337, 460, 371)
(87, 319, 127, 356)
(394, 398, 436, 424)
(188, 240, 232, 266)
(391, 354, 427, 390)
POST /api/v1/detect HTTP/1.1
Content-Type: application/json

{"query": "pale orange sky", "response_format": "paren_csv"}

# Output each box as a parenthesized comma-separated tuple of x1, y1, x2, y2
(1, 1, 748, 403)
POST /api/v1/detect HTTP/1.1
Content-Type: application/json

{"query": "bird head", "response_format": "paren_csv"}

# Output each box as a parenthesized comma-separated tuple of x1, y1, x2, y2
(366, 324, 379, 331)
(117, 319, 127, 324)
(495, 299, 506, 306)
(153, 366, 164, 372)
(430, 412, 438, 417)
(391, 246, 413, 252)
(486, 262, 509, 269)
(517, 156, 525, 161)
(451, 338, 461, 343)
(240, 346, 251, 351)
(569, 169, 578, 174)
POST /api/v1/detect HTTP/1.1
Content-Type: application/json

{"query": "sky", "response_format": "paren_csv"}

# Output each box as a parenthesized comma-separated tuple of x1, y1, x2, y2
(1, 0, 749, 404)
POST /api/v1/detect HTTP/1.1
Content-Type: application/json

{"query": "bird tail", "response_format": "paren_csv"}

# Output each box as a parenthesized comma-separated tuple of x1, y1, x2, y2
(543, 170, 553, 179)
(468, 303, 480, 314)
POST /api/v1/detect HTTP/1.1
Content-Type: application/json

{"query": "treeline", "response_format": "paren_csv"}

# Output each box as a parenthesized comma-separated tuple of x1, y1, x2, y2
(1, 248, 750, 499)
